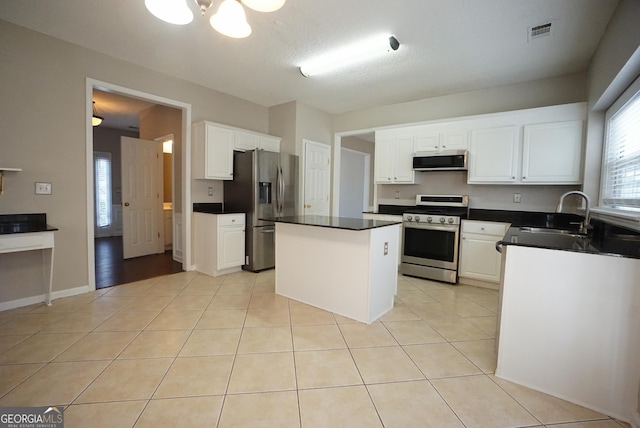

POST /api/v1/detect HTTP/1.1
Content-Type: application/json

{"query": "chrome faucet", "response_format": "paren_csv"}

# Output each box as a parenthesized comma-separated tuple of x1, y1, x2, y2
(556, 191, 591, 234)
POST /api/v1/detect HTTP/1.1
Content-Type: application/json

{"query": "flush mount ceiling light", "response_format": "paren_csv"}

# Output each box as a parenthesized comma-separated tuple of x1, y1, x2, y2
(299, 35, 400, 77)
(92, 101, 103, 127)
(144, 0, 285, 38)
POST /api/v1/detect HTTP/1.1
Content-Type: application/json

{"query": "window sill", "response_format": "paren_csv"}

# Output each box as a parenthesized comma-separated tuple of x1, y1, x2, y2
(591, 207, 640, 231)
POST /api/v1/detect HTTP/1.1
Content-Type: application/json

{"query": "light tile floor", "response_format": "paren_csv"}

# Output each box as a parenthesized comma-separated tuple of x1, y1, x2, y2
(0, 271, 631, 428)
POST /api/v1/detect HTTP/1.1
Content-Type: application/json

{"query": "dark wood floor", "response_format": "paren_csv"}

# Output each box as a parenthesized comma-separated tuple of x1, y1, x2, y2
(95, 236, 183, 289)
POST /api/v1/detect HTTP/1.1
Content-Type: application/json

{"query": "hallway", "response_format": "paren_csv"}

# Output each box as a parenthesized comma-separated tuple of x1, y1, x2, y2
(94, 237, 182, 289)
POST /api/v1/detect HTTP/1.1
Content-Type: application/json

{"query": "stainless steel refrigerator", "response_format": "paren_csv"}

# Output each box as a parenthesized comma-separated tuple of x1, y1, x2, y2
(223, 150, 298, 272)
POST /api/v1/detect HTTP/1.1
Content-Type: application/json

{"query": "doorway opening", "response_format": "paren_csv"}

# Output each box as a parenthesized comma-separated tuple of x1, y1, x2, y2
(87, 80, 192, 290)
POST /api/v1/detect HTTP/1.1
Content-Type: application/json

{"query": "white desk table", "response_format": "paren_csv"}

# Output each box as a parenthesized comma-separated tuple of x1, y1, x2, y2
(0, 231, 55, 305)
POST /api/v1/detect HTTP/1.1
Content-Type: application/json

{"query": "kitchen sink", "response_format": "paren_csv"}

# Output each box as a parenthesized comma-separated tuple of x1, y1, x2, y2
(518, 226, 587, 238)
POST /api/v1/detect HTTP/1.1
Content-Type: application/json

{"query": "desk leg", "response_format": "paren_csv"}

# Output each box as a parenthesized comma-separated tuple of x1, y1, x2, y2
(42, 247, 54, 306)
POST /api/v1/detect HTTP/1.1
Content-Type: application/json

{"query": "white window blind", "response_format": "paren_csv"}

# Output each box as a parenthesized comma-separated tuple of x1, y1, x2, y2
(602, 78, 640, 210)
(94, 152, 112, 228)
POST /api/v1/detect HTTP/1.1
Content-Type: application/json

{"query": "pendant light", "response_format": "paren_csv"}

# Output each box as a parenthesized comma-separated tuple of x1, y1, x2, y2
(144, 0, 194, 25)
(241, 0, 285, 13)
(92, 102, 104, 127)
(144, 0, 285, 39)
(210, 0, 252, 38)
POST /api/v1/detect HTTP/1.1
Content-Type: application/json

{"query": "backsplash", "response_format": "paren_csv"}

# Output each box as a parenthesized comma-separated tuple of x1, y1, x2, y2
(377, 171, 581, 212)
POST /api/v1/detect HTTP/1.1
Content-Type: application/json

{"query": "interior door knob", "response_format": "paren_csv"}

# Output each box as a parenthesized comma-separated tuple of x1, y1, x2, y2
(124, 202, 130, 206)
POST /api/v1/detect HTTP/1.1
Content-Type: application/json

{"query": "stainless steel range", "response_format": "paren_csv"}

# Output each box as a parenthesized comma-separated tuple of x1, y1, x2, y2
(401, 195, 469, 284)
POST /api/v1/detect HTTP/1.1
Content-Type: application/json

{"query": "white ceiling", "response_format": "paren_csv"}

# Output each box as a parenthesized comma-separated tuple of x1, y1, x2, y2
(1, 0, 619, 119)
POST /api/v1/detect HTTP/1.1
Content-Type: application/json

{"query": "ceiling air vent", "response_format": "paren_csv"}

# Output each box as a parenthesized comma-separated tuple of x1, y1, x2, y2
(528, 22, 553, 42)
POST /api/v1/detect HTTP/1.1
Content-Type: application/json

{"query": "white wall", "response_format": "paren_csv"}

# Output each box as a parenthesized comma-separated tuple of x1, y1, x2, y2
(339, 148, 367, 217)
(330, 74, 589, 212)
(0, 20, 270, 303)
(583, 0, 640, 422)
(332, 73, 588, 133)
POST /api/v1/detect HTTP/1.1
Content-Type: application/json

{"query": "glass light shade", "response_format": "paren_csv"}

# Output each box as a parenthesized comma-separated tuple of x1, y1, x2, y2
(299, 35, 400, 77)
(210, 0, 252, 38)
(145, 0, 194, 25)
(241, 0, 285, 12)
(92, 101, 103, 126)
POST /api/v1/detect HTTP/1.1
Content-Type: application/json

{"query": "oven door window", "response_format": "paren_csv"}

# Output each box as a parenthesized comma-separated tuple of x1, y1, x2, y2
(403, 227, 456, 263)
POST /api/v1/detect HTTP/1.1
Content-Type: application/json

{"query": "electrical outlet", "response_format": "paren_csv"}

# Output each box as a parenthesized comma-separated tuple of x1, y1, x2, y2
(394, 191, 400, 199)
(35, 182, 52, 195)
(208, 187, 213, 196)
(513, 193, 522, 203)
(384, 242, 388, 255)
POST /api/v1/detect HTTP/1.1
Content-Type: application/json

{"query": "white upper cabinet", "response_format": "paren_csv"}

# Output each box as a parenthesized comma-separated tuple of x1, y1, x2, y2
(234, 131, 259, 152)
(468, 117, 584, 185)
(234, 131, 281, 153)
(192, 121, 234, 180)
(414, 129, 468, 153)
(194, 121, 281, 180)
(521, 120, 583, 184)
(468, 126, 520, 183)
(374, 131, 415, 184)
(258, 136, 280, 152)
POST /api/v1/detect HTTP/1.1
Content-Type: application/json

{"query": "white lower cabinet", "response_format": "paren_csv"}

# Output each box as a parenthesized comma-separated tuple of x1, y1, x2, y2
(459, 220, 509, 288)
(217, 215, 245, 270)
(194, 212, 245, 276)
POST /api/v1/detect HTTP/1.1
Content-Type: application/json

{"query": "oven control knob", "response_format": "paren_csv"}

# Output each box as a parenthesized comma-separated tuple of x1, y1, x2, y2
(415, 216, 420, 222)
(406, 215, 412, 221)
(427, 216, 432, 223)
(439, 217, 446, 223)
(448, 218, 454, 224)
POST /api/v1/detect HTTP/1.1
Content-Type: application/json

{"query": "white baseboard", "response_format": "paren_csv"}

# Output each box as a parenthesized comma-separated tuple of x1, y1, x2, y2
(0, 285, 92, 312)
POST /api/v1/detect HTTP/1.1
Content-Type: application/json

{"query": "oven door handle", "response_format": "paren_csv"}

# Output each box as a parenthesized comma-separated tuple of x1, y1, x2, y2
(403, 223, 459, 232)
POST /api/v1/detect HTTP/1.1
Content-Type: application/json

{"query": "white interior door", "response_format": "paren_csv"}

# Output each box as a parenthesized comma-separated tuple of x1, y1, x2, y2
(303, 140, 331, 215)
(121, 136, 163, 259)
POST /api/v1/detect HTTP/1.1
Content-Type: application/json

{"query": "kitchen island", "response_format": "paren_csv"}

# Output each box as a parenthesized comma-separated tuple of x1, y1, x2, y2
(270, 215, 401, 324)
(496, 225, 640, 424)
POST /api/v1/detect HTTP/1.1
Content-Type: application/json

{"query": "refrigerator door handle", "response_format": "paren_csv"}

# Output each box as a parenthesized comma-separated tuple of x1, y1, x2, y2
(279, 166, 285, 214)
(275, 167, 281, 215)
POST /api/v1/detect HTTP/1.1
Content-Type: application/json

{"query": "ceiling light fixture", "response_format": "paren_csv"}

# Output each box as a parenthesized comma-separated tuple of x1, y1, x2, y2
(92, 102, 104, 127)
(299, 35, 400, 78)
(144, 0, 285, 39)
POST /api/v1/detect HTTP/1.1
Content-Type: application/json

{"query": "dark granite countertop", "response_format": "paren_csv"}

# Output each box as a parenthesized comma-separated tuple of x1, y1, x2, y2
(264, 215, 401, 231)
(193, 202, 224, 214)
(0, 213, 58, 235)
(499, 221, 640, 259)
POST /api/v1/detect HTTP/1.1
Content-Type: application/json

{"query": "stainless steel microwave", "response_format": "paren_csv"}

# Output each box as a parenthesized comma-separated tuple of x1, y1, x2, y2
(412, 150, 468, 171)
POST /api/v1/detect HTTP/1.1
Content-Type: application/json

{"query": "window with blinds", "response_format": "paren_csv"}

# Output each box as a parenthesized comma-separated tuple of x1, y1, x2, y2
(94, 152, 112, 228)
(601, 77, 640, 211)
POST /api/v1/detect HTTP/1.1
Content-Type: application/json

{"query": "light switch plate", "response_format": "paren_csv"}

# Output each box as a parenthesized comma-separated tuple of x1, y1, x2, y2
(35, 182, 52, 195)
